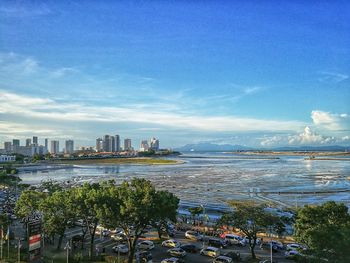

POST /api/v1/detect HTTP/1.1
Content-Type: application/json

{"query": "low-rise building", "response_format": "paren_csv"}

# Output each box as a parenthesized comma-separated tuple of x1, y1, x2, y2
(0, 155, 16, 162)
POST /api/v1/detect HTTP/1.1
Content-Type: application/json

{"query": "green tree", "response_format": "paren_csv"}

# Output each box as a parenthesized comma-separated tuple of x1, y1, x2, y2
(151, 190, 179, 239)
(71, 183, 104, 258)
(220, 201, 277, 259)
(105, 178, 178, 263)
(188, 206, 203, 225)
(39, 180, 63, 195)
(40, 190, 75, 250)
(294, 201, 350, 262)
(14, 190, 45, 219)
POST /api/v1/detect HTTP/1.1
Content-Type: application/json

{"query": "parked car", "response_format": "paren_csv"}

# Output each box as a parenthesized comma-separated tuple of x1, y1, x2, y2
(111, 233, 127, 241)
(162, 239, 181, 248)
(268, 240, 284, 250)
(185, 230, 203, 241)
(137, 240, 155, 250)
(285, 250, 300, 259)
(200, 246, 220, 258)
(161, 258, 185, 263)
(208, 238, 229, 249)
(242, 236, 261, 245)
(223, 234, 246, 246)
(112, 244, 129, 254)
(286, 243, 306, 251)
(167, 248, 187, 258)
(101, 229, 111, 237)
(259, 260, 278, 263)
(180, 244, 199, 253)
(222, 251, 241, 261)
(135, 250, 152, 263)
(213, 255, 233, 263)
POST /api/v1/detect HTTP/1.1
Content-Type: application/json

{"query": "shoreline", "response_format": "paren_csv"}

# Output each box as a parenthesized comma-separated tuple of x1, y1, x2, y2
(227, 151, 350, 157)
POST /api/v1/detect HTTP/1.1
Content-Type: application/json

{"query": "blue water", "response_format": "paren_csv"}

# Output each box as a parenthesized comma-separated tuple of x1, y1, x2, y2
(18, 152, 350, 207)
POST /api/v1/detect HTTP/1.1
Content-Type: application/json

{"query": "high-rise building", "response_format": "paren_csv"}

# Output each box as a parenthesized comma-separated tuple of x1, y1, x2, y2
(33, 136, 38, 146)
(140, 140, 149, 152)
(26, 138, 32, 147)
(111, 136, 116, 152)
(103, 135, 111, 152)
(4, 142, 12, 152)
(50, 140, 59, 154)
(45, 138, 48, 150)
(150, 137, 159, 151)
(124, 138, 132, 151)
(115, 135, 120, 152)
(65, 140, 74, 154)
(96, 138, 103, 152)
(12, 139, 20, 147)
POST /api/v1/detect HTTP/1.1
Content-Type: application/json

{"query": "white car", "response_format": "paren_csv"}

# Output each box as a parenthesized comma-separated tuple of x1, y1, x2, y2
(223, 234, 245, 246)
(200, 246, 220, 258)
(162, 239, 181, 248)
(161, 258, 184, 263)
(167, 248, 187, 258)
(185, 230, 203, 241)
(111, 233, 127, 241)
(285, 250, 300, 259)
(213, 256, 233, 263)
(286, 243, 306, 251)
(137, 240, 155, 250)
(112, 244, 129, 254)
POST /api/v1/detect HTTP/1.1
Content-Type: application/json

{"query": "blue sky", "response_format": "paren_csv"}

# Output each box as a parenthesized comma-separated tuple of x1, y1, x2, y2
(0, 0, 349, 149)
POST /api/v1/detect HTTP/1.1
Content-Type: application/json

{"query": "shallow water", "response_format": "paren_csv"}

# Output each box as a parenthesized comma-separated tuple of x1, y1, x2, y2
(18, 152, 350, 207)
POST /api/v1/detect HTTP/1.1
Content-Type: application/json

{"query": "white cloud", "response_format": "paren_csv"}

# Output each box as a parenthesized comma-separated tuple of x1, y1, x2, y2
(311, 110, 349, 131)
(260, 126, 350, 147)
(0, 90, 305, 134)
(288, 126, 333, 145)
(0, 53, 39, 75)
(318, 71, 349, 83)
(50, 67, 78, 78)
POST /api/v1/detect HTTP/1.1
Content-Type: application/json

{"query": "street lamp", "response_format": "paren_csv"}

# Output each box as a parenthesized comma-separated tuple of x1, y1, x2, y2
(17, 238, 21, 263)
(64, 241, 71, 263)
(200, 204, 207, 249)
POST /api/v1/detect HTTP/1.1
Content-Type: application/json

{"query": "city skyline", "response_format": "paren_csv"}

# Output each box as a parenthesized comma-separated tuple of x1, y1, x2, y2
(0, 1, 349, 148)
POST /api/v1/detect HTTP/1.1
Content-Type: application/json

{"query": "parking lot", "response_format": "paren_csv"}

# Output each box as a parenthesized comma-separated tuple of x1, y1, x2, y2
(63, 225, 295, 263)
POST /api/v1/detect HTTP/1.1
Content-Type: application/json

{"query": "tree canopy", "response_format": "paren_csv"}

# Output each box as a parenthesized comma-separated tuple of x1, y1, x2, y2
(220, 201, 277, 259)
(294, 201, 350, 262)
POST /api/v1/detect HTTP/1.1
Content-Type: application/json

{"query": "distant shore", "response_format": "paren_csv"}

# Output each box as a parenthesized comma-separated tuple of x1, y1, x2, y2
(48, 157, 182, 165)
(229, 151, 350, 157)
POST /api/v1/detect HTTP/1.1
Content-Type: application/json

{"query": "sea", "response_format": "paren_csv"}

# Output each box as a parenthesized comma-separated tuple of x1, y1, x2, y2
(18, 152, 350, 209)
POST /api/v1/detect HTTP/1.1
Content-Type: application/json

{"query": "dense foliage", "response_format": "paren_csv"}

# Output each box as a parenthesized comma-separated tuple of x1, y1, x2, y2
(220, 201, 278, 259)
(14, 178, 179, 262)
(294, 201, 350, 263)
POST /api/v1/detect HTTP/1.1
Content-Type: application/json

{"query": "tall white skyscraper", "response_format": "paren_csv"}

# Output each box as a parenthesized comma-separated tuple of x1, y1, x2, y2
(65, 140, 74, 154)
(45, 138, 48, 150)
(124, 138, 132, 151)
(150, 137, 159, 151)
(50, 140, 59, 154)
(96, 138, 103, 152)
(140, 140, 149, 152)
(33, 136, 38, 146)
(26, 138, 32, 147)
(115, 135, 120, 152)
